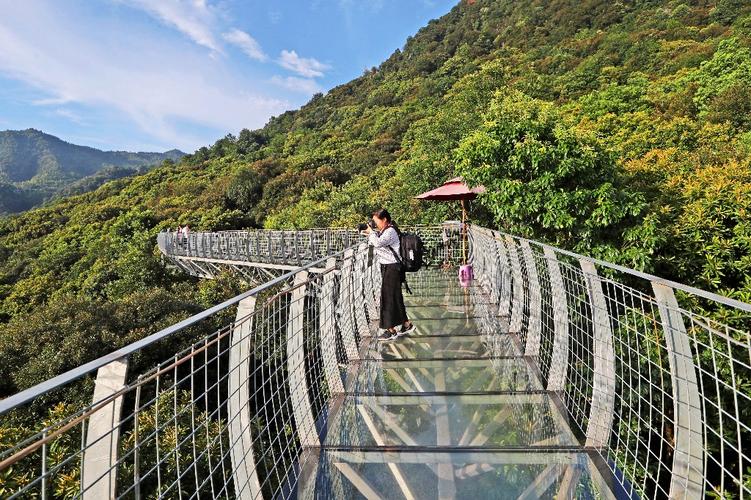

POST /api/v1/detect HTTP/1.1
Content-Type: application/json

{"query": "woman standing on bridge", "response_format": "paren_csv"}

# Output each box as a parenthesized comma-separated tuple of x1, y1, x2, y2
(364, 209, 416, 341)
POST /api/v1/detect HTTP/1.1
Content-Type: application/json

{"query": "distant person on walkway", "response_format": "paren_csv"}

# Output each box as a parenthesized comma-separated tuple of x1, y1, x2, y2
(363, 209, 415, 341)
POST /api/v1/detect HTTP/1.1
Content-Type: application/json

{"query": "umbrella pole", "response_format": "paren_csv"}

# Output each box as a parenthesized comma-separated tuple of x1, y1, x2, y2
(461, 199, 466, 265)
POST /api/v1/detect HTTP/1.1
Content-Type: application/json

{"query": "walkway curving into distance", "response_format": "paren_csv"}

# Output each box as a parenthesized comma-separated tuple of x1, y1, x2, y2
(305, 266, 618, 499)
(1, 223, 748, 499)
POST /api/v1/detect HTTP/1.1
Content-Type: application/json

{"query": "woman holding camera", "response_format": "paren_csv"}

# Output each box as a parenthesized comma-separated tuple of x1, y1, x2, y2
(364, 209, 415, 341)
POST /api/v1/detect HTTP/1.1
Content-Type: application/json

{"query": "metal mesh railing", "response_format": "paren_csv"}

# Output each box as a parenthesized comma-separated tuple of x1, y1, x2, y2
(469, 225, 751, 499)
(157, 225, 462, 278)
(0, 248, 371, 499)
(0, 224, 463, 499)
(2, 223, 749, 499)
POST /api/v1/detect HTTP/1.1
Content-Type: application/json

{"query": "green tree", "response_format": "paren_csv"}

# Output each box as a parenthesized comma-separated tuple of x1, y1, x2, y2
(456, 90, 647, 258)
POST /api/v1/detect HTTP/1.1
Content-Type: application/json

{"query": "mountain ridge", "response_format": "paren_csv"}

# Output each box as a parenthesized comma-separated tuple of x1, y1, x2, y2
(0, 128, 185, 213)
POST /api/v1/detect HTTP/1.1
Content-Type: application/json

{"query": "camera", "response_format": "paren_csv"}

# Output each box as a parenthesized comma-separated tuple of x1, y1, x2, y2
(357, 219, 377, 232)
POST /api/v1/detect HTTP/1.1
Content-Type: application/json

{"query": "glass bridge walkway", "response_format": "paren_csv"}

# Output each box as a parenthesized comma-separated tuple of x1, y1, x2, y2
(0, 224, 748, 499)
(310, 266, 612, 499)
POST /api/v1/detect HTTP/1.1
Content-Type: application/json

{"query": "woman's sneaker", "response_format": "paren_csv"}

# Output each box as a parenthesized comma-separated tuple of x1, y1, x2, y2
(398, 322, 416, 336)
(379, 330, 398, 341)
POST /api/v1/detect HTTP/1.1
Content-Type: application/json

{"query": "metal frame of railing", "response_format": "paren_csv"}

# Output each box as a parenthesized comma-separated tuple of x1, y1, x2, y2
(157, 225, 463, 281)
(1, 223, 749, 499)
(469, 225, 751, 499)
(0, 225, 462, 499)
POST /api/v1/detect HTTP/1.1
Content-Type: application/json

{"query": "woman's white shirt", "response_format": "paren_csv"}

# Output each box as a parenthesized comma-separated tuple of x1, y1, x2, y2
(368, 226, 400, 264)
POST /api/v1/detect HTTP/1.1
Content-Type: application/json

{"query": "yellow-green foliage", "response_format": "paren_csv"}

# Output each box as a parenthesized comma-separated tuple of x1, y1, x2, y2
(0, 0, 749, 429)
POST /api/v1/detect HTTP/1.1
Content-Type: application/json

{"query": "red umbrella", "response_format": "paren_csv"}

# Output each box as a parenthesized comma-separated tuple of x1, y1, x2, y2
(414, 177, 486, 201)
(415, 177, 485, 264)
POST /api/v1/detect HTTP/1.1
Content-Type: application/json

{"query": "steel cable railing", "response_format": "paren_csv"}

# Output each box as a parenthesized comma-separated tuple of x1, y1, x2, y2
(1, 223, 749, 499)
(156, 225, 462, 280)
(0, 224, 462, 499)
(0, 248, 371, 499)
(469, 225, 751, 499)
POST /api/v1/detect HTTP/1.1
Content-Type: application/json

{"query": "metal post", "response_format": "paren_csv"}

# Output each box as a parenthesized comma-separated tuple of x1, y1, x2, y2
(353, 243, 373, 338)
(337, 249, 360, 361)
(321, 258, 345, 394)
(288, 271, 320, 447)
(495, 235, 512, 319)
(266, 233, 272, 264)
(520, 240, 542, 357)
(651, 282, 704, 499)
(545, 247, 569, 392)
(82, 357, 128, 500)
(228, 296, 262, 500)
(309, 231, 315, 263)
(579, 259, 616, 449)
(504, 236, 525, 335)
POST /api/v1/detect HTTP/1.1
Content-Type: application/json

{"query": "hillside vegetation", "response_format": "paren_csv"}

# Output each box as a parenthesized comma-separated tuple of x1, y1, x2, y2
(0, 0, 749, 407)
(0, 129, 185, 213)
(1, 0, 751, 496)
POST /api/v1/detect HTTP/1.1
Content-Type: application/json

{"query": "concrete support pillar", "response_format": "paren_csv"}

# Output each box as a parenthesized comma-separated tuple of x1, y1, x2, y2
(652, 282, 704, 499)
(82, 357, 129, 500)
(228, 295, 262, 500)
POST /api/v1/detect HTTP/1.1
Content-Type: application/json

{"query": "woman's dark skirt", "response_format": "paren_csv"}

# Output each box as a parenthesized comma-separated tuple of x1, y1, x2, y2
(380, 263, 408, 329)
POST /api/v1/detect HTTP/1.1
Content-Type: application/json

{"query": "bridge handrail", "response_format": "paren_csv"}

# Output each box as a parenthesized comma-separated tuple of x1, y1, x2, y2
(469, 225, 750, 499)
(0, 248, 349, 416)
(471, 226, 751, 313)
(0, 223, 748, 498)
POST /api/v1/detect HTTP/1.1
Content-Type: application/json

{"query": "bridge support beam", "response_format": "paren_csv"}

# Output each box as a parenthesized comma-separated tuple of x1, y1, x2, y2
(579, 259, 616, 449)
(82, 357, 128, 500)
(288, 271, 320, 447)
(652, 282, 704, 499)
(545, 247, 569, 392)
(228, 295, 262, 500)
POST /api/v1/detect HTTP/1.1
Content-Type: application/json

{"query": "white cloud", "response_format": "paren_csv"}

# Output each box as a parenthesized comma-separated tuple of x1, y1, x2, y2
(118, 0, 222, 53)
(31, 96, 73, 106)
(278, 50, 330, 78)
(223, 29, 267, 61)
(0, 1, 290, 151)
(54, 108, 85, 125)
(270, 76, 321, 94)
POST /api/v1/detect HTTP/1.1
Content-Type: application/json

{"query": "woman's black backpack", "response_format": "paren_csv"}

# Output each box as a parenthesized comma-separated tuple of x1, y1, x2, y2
(398, 232, 424, 272)
(388, 224, 424, 273)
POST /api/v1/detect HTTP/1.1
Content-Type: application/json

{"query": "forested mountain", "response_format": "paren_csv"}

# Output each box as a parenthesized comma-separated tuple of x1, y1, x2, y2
(0, 0, 750, 418)
(0, 129, 185, 213)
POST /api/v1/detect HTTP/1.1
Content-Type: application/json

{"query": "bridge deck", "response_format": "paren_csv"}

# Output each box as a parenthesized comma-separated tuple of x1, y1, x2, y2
(303, 268, 615, 499)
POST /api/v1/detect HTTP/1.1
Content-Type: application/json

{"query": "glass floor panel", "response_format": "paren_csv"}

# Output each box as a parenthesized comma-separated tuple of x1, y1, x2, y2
(325, 394, 578, 448)
(395, 317, 485, 336)
(304, 268, 616, 499)
(300, 450, 614, 500)
(405, 305, 489, 321)
(364, 335, 492, 360)
(353, 358, 543, 393)
(404, 295, 495, 308)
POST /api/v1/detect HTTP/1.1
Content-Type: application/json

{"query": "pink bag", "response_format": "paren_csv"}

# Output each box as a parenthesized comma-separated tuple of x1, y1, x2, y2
(458, 264, 473, 285)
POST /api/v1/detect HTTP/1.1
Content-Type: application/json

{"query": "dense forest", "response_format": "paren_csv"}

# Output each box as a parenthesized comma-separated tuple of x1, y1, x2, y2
(0, 0, 749, 440)
(0, 129, 185, 213)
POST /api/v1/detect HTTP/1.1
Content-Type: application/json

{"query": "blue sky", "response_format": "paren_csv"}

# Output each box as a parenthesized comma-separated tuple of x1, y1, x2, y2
(0, 0, 457, 153)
